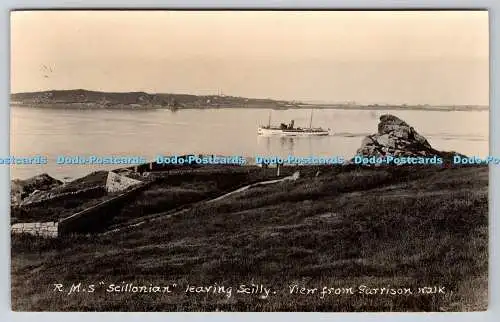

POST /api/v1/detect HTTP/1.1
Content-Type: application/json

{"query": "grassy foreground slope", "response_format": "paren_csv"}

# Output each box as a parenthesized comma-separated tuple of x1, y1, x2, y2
(11, 165, 488, 311)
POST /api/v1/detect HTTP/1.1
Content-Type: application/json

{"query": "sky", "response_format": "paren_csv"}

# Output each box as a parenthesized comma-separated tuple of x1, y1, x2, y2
(10, 10, 489, 105)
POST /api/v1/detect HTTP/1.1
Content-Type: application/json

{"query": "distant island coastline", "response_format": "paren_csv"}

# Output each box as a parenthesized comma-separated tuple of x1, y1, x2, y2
(10, 89, 488, 111)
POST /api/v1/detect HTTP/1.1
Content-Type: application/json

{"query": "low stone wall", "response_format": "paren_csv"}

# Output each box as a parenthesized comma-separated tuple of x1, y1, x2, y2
(21, 186, 106, 207)
(58, 182, 152, 235)
(11, 221, 58, 238)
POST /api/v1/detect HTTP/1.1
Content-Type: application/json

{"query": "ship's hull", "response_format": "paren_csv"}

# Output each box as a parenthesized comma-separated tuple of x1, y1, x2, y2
(258, 127, 331, 136)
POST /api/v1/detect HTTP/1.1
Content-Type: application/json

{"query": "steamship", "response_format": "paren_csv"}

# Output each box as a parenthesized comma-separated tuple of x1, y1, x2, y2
(257, 110, 331, 136)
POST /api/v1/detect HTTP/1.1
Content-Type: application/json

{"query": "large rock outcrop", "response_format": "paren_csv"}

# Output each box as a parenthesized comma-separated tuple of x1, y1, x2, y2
(12, 170, 145, 207)
(12, 171, 110, 207)
(11, 174, 62, 207)
(355, 114, 463, 161)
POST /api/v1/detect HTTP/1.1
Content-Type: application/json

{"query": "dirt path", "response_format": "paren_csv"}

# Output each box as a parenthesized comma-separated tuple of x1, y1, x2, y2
(207, 175, 296, 203)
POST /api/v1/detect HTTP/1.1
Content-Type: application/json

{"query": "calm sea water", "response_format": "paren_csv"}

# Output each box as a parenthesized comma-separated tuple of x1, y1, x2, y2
(10, 107, 489, 180)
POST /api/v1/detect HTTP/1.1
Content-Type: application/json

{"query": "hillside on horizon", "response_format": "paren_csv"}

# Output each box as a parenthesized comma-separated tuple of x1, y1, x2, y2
(10, 89, 489, 111)
(11, 89, 295, 110)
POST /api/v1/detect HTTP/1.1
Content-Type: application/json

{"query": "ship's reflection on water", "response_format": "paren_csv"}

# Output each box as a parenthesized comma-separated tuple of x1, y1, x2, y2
(258, 136, 296, 155)
(258, 135, 332, 157)
(279, 137, 295, 152)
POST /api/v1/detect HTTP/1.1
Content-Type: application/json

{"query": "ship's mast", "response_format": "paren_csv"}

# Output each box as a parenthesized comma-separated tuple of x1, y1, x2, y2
(309, 109, 314, 128)
(268, 111, 271, 127)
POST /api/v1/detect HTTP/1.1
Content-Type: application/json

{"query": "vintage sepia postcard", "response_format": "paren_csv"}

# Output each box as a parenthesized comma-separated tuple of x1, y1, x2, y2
(9, 10, 489, 311)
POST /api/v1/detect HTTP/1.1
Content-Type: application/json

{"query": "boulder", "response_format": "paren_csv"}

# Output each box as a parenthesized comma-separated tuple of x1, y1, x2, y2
(105, 171, 142, 193)
(355, 114, 465, 162)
